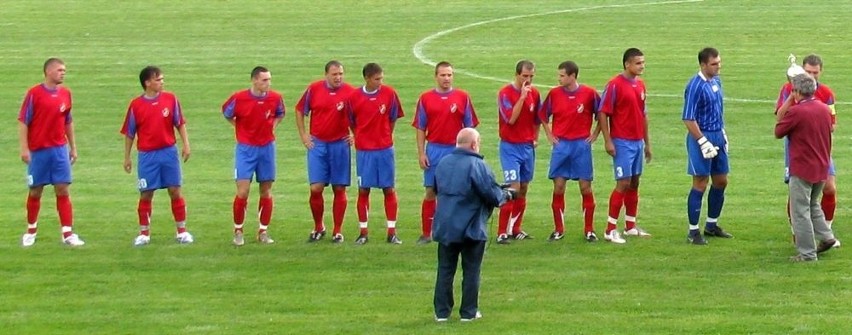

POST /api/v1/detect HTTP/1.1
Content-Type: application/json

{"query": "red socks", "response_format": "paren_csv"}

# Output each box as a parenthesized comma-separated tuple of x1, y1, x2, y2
(332, 189, 347, 235)
(582, 193, 596, 233)
(258, 196, 273, 231)
(309, 191, 325, 232)
(171, 197, 187, 234)
(138, 199, 152, 236)
(421, 199, 436, 237)
(26, 195, 40, 233)
(551, 193, 565, 234)
(56, 194, 73, 238)
(607, 190, 624, 233)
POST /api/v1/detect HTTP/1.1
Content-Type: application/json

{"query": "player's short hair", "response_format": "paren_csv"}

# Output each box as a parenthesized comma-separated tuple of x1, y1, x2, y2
(622, 48, 644, 69)
(802, 54, 823, 69)
(698, 47, 719, 65)
(325, 60, 343, 73)
(515, 60, 535, 75)
(139, 66, 162, 90)
(435, 61, 452, 75)
(43, 57, 64, 74)
(790, 73, 816, 97)
(251, 66, 269, 79)
(558, 61, 579, 77)
(362, 62, 383, 78)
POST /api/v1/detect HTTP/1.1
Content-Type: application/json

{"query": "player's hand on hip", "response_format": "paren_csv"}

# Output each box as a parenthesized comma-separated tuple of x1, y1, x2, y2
(123, 159, 133, 174)
(697, 136, 718, 159)
(419, 154, 429, 170)
(604, 141, 616, 157)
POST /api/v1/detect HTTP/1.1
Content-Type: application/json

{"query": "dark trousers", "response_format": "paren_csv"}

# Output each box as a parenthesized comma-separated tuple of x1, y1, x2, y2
(433, 239, 486, 319)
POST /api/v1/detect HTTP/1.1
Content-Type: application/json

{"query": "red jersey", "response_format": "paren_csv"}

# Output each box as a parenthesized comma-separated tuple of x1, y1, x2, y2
(776, 82, 836, 125)
(18, 84, 73, 151)
(498, 83, 541, 144)
(120, 91, 186, 152)
(296, 80, 355, 142)
(775, 99, 833, 184)
(599, 74, 647, 140)
(347, 86, 404, 150)
(222, 89, 285, 146)
(412, 88, 479, 145)
(540, 84, 600, 141)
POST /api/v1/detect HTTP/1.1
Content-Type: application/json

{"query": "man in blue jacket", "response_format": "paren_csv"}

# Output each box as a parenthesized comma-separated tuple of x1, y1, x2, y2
(432, 127, 514, 322)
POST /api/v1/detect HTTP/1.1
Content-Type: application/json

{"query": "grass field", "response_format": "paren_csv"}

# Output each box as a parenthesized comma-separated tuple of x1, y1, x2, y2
(1, 0, 850, 334)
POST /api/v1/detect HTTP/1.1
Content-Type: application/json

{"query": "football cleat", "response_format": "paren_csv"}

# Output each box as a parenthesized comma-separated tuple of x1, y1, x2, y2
(513, 231, 532, 240)
(355, 234, 369, 245)
(585, 231, 598, 242)
(133, 234, 151, 247)
(387, 234, 403, 245)
(704, 226, 733, 238)
(604, 230, 626, 244)
(496, 233, 511, 244)
(624, 227, 651, 237)
(416, 235, 432, 245)
(63, 233, 86, 247)
(21, 233, 37, 247)
(257, 231, 275, 244)
(175, 231, 194, 244)
(233, 231, 245, 246)
(460, 311, 483, 322)
(307, 230, 326, 243)
(332, 233, 344, 244)
(548, 231, 564, 242)
(687, 232, 708, 245)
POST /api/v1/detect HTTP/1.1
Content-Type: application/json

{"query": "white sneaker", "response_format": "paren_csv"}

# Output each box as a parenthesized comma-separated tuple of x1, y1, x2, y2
(21, 233, 37, 247)
(233, 232, 245, 246)
(460, 311, 482, 322)
(133, 234, 150, 247)
(175, 231, 194, 244)
(833, 239, 841, 248)
(604, 230, 626, 244)
(434, 316, 448, 323)
(257, 231, 275, 244)
(624, 227, 652, 237)
(63, 234, 85, 246)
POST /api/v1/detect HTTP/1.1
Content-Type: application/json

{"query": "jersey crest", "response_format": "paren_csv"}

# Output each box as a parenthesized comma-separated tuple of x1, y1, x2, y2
(379, 104, 386, 114)
(450, 103, 458, 113)
(162, 108, 170, 117)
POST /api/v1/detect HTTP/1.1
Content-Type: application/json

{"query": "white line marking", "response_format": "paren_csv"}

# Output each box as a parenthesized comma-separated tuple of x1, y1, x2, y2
(411, 0, 850, 105)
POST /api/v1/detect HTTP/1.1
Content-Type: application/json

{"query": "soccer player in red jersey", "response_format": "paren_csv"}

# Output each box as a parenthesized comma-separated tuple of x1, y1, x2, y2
(495, 60, 541, 244)
(413, 61, 479, 244)
(296, 60, 356, 244)
(776, 54, 840, 249)
(598, 48, 653, 244)
(223, 66, 285, 246)
(539, 60, 601, 242)
(18, 58, 84, 247)
(347, 63, 405, 245)
(121, 66, 193, 246)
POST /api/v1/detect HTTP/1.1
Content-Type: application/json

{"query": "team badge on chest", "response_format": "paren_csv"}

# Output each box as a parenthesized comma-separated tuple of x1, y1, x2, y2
(162, 108, 170, 117)
(450, 103, 458, 113)
(379, 104, 386, 114)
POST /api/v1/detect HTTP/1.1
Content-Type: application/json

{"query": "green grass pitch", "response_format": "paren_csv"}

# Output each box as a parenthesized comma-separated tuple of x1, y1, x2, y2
(0, 0, 850, 334)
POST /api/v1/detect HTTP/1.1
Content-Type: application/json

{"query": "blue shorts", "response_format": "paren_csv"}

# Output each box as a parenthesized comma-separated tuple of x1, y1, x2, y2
(27, 145, 72, 187)
(499, 141, 535, 183)
(423, 143, 454, 187)
(356, 148, 395, 189)
(784, 138, 835, 183)
(686, 131, 729, 176)
(307, 138, 351, 186)
(548, 139, 593, 181)
(138, 146, 182, 191)
(235, 142, 276, 182)
(611, 138, 644, 180)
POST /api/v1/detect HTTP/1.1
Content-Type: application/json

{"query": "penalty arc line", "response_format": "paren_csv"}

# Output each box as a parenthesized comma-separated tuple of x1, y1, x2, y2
(411, 0, 851, 105)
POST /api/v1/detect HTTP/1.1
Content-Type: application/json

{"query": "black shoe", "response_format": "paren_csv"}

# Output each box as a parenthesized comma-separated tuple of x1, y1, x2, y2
(386, 234, 402, 245)
(307, 230, 327, 242)
(513, 231, 532, 240)
(704, 226, 733, 238)
(496, 234, 511, 244)
(355, 234, 368, 245)
(789, 254, 817, 262)
(817, 239, 839, 254)
(416, 235, 432, 245)
(548, 231, 564, 242)
(687, 232, 707, 245)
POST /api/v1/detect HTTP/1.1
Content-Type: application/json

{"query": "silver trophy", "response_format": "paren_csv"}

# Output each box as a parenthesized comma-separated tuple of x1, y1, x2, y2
(787, 53, 806, 79)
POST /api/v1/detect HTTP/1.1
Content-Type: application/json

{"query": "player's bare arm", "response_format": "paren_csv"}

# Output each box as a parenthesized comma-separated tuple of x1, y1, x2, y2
(587, 121, 602, 143)
(66, 121, 78, 164)
(123, 136, 134, 173)
(643, 116, 652, 163)
(294, 111, 314, 149)
(177, 124, 191, 162)
(541, 121, 557, 145)
(597, 112, 615, 157)
(18, 122, 30, 164)
(416, 128, 429, 170)
(508, 84, 529, 125)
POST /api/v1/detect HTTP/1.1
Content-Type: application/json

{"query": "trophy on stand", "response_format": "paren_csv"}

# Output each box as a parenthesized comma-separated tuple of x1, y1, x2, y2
(787, 53, 806, 79)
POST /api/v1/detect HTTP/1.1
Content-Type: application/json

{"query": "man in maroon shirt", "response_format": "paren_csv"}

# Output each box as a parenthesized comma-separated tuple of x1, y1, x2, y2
(775, 73, 839, 262)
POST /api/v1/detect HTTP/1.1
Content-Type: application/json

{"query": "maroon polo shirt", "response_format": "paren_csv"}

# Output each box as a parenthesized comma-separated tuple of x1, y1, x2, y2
(775, 98, 833, 184)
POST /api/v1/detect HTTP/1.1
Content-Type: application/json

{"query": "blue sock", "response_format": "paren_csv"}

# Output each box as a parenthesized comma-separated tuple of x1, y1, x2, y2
(688, 188, 704, 231)
(706, 186, 725, 230)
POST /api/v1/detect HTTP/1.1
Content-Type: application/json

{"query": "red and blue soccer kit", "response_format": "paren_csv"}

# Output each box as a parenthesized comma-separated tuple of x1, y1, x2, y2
(540, 84, 600, 235)
(120, 91, 186, 191)
(222, 89, 285, 182)
(496, 83, 540, 237)
(19, 84, 73, 187)
(296, 80, 355, 186)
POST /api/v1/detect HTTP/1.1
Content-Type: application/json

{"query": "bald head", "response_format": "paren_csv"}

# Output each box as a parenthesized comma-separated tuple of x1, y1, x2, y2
(456, 128, 481, 153)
